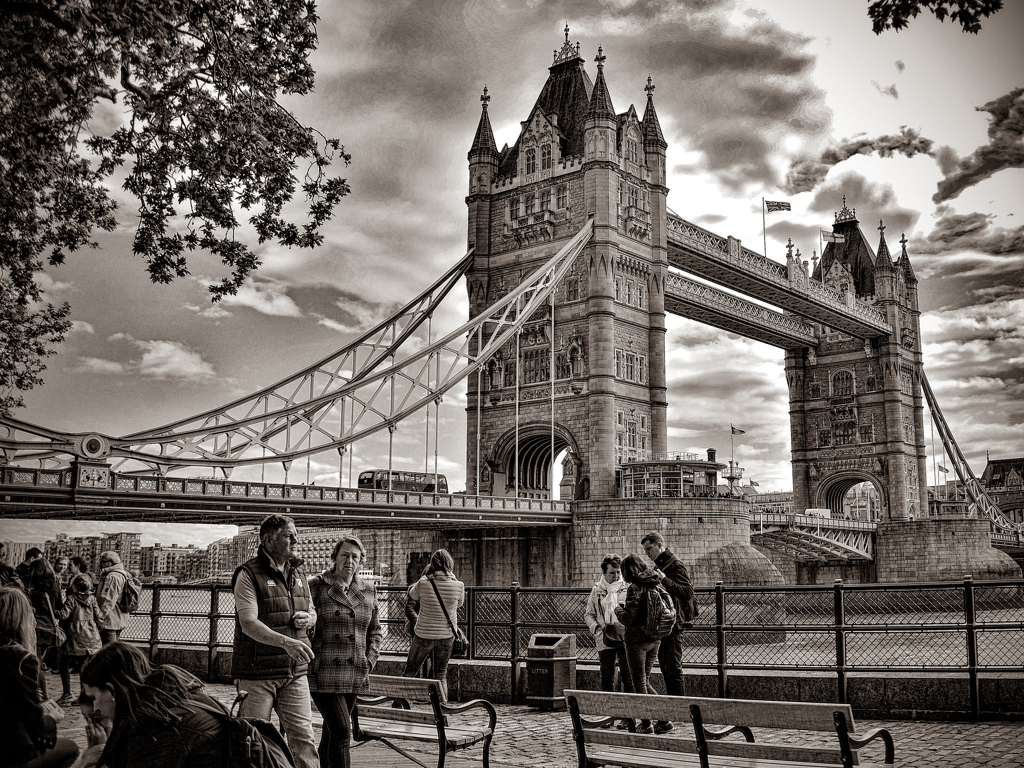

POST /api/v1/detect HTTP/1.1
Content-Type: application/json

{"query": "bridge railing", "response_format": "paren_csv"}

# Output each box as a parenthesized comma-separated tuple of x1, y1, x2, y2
(124, 576, 1023, 716)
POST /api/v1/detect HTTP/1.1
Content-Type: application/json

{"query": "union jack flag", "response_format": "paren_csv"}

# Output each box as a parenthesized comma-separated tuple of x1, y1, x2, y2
(765, 200, 791, 212)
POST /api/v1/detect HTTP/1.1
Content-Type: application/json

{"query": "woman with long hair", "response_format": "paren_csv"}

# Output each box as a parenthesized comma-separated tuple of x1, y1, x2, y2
(614, 553, 664, 734)
(74, 641, 229, 768)
(0, 587, 80, 768)
(308, 534, 382, 768)
(403, 549, 465, 702)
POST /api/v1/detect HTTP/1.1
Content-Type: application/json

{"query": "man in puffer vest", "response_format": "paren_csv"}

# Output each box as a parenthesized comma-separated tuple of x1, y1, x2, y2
(232, 514, 318, 768)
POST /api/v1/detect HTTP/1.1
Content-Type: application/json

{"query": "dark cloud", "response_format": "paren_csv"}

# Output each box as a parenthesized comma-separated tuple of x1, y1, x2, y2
(895, 60, 905, 73)
(872, 81, 899, 99)
(805, 172, 919, 238)
(784, 126, 934, 194)
(911, 205, 1024, 255)
(933, 88, 1024, 203)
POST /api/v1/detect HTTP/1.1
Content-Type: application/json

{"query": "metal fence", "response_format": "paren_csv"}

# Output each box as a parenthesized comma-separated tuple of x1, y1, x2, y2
(124, 576, 1024, 716)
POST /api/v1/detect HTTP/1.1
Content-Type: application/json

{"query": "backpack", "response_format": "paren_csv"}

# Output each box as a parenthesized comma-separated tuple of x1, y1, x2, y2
(644, 584, 677, 640)
(117, 571, 142, 613)
(191, 698, 295, 768)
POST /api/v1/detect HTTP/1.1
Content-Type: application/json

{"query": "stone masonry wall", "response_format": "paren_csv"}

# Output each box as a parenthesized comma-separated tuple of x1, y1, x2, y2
(875, 518, 1022, 582)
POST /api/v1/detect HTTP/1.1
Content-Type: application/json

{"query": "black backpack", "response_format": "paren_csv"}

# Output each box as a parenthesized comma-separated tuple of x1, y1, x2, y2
(117, 571, 142, 613)
(644, 584, 677, 640)
(190, 696, 295, 768)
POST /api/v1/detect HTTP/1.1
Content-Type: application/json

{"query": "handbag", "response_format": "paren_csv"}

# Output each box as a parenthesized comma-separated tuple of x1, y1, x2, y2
(601, 623, 625, 648)
(41, 594, 67, 649)
(429, 578, 468, 658)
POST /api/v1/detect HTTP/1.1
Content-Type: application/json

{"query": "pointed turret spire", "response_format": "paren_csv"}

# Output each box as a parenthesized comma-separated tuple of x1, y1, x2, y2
(469, 86, 498, 160)
(641, 75, 666, 148)
(874, 219, 894, 274)
(586, 46, 616, 121)
(898, 231, 918, 284)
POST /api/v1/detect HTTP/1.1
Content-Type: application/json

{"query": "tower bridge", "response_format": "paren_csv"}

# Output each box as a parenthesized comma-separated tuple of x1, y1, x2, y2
(1, 29, 1020, 588)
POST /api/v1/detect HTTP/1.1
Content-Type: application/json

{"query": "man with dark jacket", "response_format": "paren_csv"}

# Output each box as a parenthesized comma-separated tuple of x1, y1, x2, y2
(641, 530, 696, 734)
(232, 515, 318, 768)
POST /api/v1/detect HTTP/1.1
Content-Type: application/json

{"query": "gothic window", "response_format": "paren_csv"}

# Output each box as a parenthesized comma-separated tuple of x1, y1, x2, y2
(541, 144, 552, 170)
(866, 373, 877, 391)
(556, 353, 572, 379)
(625, 281, 633, 305)
(835, 423, 855, 446)
(540, 189, 551, 210)
(510, 197, 519, 219)
(624, 353, 635, 381)
(636, 283, 644, 308)
(859, 424, 874, 443)
(628, 185, 639, 209)
(832, 370, 854, 397)
(628, 421, 638, 448)
(566, 278, 579, 302)
(615, 350, 622, 378)
(526, 147, 536, 175)
(615, 278, 622, 302)
(522, 349, 550, 384)
(627, 139, 638, 163)
(810, 382, 821, 399)
(614, 350, 646, 384)
(503, 361, 517, 388)
(819, 429, 832, 447)
(617, 411, 624, 426)
(640, 415, 646, 430)
(618, 181, 623, 208)
(557, 185, 567, 209)
(525, 194, 535, 215)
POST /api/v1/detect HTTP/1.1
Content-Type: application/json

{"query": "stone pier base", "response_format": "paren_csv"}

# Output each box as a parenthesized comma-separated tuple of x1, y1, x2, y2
(874, 517, 1022, 582)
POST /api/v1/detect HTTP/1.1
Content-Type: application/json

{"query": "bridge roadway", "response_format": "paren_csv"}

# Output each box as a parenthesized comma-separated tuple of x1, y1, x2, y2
(0, 466, 570, 529)
(666, 213, 892, 340)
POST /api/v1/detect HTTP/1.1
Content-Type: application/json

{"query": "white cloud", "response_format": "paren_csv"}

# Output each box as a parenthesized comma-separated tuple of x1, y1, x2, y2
(70, 320, 95, 334)
(133, 340, 216, 380)
(185, 303, 232, 319)
(74, 357, 126, 375)
(207, 278, 302, 317)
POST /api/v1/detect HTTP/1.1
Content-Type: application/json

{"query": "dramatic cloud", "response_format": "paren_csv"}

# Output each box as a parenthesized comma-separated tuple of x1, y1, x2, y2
(933, 88, 1024, 203)
(912, 206, 1024, 255)
(804, 171, 920, 239)
(784, 126, 934, 194)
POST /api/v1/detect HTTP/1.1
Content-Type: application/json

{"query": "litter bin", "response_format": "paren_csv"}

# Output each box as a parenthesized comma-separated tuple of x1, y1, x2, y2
(525, 634, 576, 710)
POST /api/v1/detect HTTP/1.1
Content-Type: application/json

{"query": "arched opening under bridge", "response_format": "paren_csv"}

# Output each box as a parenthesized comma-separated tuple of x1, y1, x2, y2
(815, 472, 887, 521)
(488, 422, 579, 500)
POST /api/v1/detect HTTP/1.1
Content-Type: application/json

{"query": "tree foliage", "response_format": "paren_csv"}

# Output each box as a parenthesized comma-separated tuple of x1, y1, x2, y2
(868, 0, 1004, 34)
(0, 0, 349, 415)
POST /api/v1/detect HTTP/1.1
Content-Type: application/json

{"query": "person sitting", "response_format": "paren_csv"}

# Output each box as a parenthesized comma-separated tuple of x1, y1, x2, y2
(73, 641, 230, 768)
(0, 586, 80, 768)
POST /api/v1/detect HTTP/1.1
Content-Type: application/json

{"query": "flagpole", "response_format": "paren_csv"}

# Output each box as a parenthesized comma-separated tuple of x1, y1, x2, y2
(762, 198, 767, 257)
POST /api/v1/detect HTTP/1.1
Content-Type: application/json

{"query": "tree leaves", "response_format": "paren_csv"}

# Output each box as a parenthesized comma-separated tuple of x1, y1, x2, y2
(868, 0, 1004, 35)
(0, 0, 349, 414)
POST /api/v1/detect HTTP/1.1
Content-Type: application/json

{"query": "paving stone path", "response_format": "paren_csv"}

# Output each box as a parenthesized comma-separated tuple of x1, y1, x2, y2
(47, 671, 1024, 767)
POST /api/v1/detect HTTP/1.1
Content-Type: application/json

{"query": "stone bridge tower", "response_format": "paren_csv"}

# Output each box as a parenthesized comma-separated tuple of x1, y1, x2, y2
(465, 30, 669, 501)
(786, 200, 927, 521)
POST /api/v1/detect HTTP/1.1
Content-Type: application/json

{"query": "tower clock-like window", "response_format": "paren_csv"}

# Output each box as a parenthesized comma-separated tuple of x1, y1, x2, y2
(525, 147, 536, 175)
(541, 144, 552, 171)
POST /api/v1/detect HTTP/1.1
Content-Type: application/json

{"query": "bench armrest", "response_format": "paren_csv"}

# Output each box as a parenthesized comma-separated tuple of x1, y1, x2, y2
(357, 694, 411, 709)
(440, 697, 498, 732)
(849, 728, 895, 766)
(704, 724, 755, 743)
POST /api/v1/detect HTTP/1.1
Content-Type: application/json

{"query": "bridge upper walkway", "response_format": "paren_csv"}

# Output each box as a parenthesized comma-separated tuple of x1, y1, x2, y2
(666, 213, 892, 339)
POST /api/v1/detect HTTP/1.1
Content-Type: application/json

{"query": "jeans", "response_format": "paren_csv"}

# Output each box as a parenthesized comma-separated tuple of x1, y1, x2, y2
(55, 646, 73, 697)
(18, 738, 79, 768)
(237, 675, 319, 768)
(403, 634, 454, 701)
(657, 630, 686, 696)
(311, 692, 358, 768)
(99, 628, 122, 646)
(622, 636, 659, 728)
(597, 646, 627, 692)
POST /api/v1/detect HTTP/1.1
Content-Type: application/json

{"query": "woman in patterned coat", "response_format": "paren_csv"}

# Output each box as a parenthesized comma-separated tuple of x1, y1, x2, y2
(308, 534, 382, 768)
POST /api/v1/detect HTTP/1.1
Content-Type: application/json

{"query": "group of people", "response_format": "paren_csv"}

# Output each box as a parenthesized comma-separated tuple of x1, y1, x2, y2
(3, 515, 466, 768)
(584, 530, 696, 734)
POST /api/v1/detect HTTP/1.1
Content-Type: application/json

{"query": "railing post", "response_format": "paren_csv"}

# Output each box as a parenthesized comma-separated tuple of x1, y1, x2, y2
(466, 585, 475, 661)
(833, 579, 847, 704)
(510, 581, 521, 704)
(715, 581, 727, 698)
(963, 575, 980, 721)
(148, 584, 161, 663)
(208, 587, 220, 682)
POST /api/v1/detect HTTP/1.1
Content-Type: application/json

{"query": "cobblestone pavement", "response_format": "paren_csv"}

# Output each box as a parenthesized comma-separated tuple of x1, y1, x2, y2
(48, 671, 1024, 767)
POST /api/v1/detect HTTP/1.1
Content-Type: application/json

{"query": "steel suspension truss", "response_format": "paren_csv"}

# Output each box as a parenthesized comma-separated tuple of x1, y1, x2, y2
(1, 221, 593, 474)
(921, 371, 1021, 533)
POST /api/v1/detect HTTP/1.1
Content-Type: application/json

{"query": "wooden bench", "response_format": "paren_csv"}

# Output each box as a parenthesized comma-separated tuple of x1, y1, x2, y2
(352, 674, 497, 768)
(565, 690, 895, 768)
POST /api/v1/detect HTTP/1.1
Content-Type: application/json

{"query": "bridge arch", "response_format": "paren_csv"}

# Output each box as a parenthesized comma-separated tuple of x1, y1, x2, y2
(489, 422, 580, 499)
(813, 471, 887, 521)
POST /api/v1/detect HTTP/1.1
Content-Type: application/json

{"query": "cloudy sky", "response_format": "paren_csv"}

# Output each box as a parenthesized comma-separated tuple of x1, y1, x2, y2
(4, 0, 1022, 548)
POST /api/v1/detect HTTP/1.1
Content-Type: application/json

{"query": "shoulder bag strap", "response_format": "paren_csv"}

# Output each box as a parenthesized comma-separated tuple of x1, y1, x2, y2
(43, 593, 59, 629)
(429, 577, 458, 635)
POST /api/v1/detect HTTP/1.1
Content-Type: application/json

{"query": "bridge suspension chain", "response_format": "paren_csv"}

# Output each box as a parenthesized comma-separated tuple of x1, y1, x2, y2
(921, 370, 1021, 533)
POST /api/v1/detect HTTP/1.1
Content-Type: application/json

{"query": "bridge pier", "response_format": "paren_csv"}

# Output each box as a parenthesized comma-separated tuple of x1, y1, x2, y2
(874, 518, 1021, 582)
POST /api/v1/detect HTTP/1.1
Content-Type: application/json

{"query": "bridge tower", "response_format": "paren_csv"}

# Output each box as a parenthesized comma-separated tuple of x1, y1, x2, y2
(787, 201, 927, 522)
(465, 30, 669, 501)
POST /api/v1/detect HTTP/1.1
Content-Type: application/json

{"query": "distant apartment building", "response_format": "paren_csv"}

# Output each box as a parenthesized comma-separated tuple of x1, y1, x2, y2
(3, 540, 43, 566)
(139, 543, 199, 580)
(43, 531, 142, 575)
(981, 456, 1024, 524)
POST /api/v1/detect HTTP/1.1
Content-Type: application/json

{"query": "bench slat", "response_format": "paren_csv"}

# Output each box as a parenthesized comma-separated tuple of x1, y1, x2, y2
(358, 719, 492, 748)
(587, 746, 849, 768)
(366, 674, 443, 701)
(356, 704, 446, 726)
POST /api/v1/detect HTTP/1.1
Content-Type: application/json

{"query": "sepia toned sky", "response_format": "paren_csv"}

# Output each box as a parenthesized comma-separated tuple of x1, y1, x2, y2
(5, 0, 1022, 547)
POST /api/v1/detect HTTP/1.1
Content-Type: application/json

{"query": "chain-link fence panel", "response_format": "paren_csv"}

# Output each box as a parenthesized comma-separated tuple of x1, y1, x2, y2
(846, 630, 967, 668)
(215, 617, 235, 645)
(845, 586, 966, 625)
(473, 589, 512, 623)
(154, 616, 213, 646)
(518, 590, 588, 624)
(726, 630, 833, 668)
(121, 612, 151, 643)
(977, 629, 1024, 668)
(679, 629, 717, 665)
(692, 591, 715, 626)
(975, 584, 1024, 623)
(723, 590, 799, 627)
(474, 625, 514, 660)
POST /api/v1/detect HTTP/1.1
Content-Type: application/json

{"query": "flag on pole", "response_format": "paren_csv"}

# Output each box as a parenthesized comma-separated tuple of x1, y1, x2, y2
(821, 229, 846, 243)
(731, 425, 745, 435)
(938, 465, 949, 473)
(765, 200, 791, 212)
(749, 480, 760, 487)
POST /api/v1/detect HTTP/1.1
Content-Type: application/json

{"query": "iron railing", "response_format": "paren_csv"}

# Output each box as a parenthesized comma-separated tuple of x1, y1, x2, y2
(124, 576, 1023, 718)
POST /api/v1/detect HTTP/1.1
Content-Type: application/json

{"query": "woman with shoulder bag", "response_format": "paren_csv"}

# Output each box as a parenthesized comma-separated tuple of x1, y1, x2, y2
(584, 554, 628, 702)
(0, 587, 80, 768)
(614, 553, 664, 735)
(402, 549, 464, 702)
(308, 534, 382, 768)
